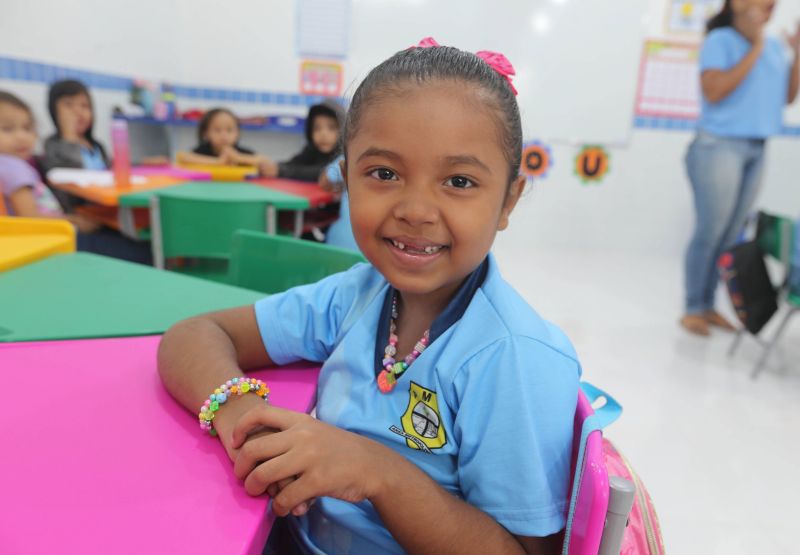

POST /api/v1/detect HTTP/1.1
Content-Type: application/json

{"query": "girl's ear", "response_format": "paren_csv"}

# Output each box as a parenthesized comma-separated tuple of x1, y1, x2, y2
(497, 175, 526, 231)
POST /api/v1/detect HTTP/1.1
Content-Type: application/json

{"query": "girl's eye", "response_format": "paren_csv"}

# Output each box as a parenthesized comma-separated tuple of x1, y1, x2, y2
(447, 175, 475, 189)
(370, 168, 397, 181)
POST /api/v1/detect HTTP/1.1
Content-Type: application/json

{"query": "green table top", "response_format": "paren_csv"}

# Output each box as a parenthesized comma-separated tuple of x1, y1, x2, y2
(0, 252, 265, 342)
(118, 181, 310, 210)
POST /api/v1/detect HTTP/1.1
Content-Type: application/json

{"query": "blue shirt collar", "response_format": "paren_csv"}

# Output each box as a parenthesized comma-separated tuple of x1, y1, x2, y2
(373, 257, 490, 374)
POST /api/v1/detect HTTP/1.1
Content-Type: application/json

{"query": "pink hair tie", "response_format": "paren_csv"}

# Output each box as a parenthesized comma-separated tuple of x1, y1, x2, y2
(476, 50, 518, 95)
(409, 37, 518, 96)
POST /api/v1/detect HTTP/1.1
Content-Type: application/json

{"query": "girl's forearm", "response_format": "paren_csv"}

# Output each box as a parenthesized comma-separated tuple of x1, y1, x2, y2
(788, 51, 799, 104)
(701, 39, 764, 103)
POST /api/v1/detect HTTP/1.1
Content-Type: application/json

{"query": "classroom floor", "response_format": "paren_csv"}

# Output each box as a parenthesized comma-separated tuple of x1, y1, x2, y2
(492, 237, 800, 555)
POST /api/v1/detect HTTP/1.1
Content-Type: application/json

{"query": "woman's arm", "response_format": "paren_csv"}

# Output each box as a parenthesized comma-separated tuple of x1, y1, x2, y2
(157, 306, 275, 457)
(701, 37, 764, 103)
(786, 24, 800, 104)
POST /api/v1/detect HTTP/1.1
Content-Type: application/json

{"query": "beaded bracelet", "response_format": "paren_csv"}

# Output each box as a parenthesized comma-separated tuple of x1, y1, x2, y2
(198, 377, 270, 436)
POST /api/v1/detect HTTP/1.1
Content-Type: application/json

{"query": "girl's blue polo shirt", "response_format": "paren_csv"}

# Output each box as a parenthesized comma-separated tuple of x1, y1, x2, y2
(254, 254, 581, 554)
(698, 28, 789, 139)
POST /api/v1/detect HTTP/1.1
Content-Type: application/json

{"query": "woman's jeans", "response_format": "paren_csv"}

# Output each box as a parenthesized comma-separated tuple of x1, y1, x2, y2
(684, 131, 766, 314)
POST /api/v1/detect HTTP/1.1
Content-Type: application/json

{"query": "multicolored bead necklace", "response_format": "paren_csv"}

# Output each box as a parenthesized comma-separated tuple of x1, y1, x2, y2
(377, 292, 430, 393)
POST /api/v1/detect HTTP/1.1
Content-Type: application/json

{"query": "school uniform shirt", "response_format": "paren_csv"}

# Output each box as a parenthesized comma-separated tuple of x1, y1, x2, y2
(192, 141, 255, 156)
(254, 254, 581, 554)
(699, 28, 790, 139)
(43, 135, 109, 171)
(0, 154, 63, 216)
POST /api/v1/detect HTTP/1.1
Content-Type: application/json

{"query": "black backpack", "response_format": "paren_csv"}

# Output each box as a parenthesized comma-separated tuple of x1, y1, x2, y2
(718, 241, 778, 335)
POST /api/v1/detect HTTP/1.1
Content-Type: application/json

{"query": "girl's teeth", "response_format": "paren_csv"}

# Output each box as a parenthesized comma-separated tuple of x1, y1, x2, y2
(391, 239, 442, 254)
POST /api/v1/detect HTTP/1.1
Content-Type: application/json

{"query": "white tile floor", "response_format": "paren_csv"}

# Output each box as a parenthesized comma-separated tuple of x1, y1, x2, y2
(492, 238, 800, 555)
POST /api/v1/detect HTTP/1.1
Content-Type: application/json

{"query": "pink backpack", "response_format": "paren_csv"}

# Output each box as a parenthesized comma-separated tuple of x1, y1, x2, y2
(564, 383, 665, 555)
(603, 439, 665, 554)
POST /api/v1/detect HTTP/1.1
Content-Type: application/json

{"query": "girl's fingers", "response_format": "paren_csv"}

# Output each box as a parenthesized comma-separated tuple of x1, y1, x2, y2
(270, 478, 318, 518)
(233, 432, 292, 480)
(231, 405, 302, 449)
(243, 455, 301, 497)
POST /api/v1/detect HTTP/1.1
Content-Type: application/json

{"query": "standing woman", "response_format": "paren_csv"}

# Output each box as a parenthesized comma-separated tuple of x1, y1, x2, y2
(681, 0, 800, 336)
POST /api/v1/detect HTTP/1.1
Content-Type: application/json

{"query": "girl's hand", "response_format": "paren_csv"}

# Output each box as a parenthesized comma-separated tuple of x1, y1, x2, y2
(231, 405, 393, 517)
(66, 214, 101, 233)
(258, 157, 279, 178)
(785, 20, 800, 53)
(219, 146, 239, 165)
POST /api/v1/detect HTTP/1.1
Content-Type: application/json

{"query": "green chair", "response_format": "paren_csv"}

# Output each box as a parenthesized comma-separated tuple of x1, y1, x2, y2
(730, 211, 799, 378)
(150, 183, 280, 283)
(228, 229, 366, 294)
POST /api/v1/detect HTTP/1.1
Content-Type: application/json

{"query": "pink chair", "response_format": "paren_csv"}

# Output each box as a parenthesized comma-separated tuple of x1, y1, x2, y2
(564, 388, 610, 554)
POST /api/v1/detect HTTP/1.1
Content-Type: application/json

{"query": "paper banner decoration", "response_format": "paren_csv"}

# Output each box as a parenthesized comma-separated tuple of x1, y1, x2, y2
(520, 140, 553, 181)
(299, 60, 343, 97)
(574, 145, 610, 184)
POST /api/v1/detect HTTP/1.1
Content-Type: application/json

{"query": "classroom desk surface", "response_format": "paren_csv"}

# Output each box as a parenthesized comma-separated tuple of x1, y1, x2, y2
(50, 175, 185, 207)
(119, 181, 310, 209)
(249, 177, 335, 208)
(0, 335, 320, 555)
(0, 252, 264, 342)
(0, 234, 74, 272)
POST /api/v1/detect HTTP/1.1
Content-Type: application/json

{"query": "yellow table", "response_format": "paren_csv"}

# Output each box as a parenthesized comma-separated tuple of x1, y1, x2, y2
(0, 217, 75, 272)
(176, 163, 258, 181)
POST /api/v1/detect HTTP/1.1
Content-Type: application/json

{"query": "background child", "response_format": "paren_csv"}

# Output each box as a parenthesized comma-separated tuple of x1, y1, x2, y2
(43, 79, 109, 171)
(176, 107, 264, 168)
(0, 91, 152, 264)
(0, 91, 97, 231)
(159, 42, 579, 555)
(259, 100, 343, 181)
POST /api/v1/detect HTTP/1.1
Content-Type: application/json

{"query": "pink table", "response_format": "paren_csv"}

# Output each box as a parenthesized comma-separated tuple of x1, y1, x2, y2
(0, 336, 319, 555)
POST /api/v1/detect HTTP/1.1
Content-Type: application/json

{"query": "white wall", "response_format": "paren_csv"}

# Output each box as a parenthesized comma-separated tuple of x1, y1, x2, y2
(1, 0, 798, 257)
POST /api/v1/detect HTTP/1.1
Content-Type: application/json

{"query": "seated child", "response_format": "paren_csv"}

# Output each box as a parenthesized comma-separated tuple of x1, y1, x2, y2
(159, 41, 579, 555)
(259, 100, 344, 182)
(43, 80, 109, 171)
(1, 91, 152, 265)
(176, 108, 265, 168)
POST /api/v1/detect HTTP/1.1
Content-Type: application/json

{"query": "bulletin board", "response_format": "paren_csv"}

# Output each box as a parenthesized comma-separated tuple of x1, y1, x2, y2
(635, 40, 701, 120)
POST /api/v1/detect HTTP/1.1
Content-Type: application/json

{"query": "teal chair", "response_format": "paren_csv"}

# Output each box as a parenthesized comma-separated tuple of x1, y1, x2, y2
(150, 183, 280, 283)
(228, 229, 366, 294)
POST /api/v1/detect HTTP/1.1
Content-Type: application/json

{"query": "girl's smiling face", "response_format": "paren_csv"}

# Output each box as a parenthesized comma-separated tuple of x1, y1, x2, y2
(345, 80, 524, 304)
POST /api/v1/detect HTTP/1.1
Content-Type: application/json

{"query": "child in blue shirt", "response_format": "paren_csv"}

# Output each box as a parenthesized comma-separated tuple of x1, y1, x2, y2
(159, 40, 580, 555)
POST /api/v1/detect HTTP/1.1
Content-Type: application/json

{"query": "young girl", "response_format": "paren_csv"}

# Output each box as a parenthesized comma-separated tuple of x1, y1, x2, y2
(176, 108, 265, 168)
(43, 80, 109, 171)
(159, 41, 580, 555)
(259, 100, 344, 182)
(0, 90, 97, 232)
(1, 91, 152, 264)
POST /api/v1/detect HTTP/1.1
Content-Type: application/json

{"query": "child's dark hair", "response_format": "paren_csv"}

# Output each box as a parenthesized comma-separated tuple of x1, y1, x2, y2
(343, 46, 522, 185)
(48, 79, 96, 141)
(707, 0, 733, 33)
(197, 108, 240, 143)
(0, 90, 34, 118)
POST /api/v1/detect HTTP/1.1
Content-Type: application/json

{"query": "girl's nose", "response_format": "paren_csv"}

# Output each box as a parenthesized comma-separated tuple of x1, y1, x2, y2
(392, 184, 440, 227)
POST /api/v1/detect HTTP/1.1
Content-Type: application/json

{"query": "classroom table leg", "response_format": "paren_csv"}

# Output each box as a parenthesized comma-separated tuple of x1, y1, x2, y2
(293, 211, 304, 238)
(118, 207, 138, 240)
(266, 205, 277, 235)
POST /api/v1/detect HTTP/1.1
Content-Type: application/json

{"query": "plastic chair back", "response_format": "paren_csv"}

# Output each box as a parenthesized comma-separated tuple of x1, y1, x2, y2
(757, 211, 794, 266)
(150, 184, 274, 270)
(565, 389, 610, 555)
(228, 229, 366, 294)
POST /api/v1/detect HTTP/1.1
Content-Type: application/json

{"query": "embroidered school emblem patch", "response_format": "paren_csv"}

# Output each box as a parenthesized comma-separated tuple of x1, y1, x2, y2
(389, 382, 447, 453)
